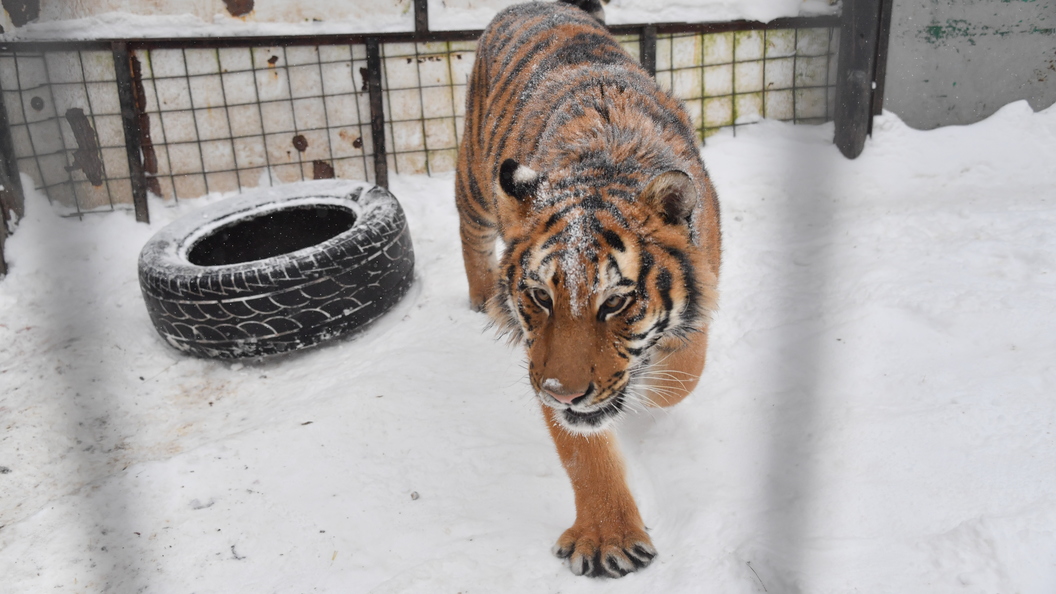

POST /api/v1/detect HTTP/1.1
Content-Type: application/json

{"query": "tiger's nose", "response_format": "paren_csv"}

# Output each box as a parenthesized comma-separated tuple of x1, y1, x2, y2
(541, 378, 590, 405)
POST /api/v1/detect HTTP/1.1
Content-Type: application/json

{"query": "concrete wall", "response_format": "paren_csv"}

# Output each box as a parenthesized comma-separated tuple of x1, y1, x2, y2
(883, 0, 1056, 130)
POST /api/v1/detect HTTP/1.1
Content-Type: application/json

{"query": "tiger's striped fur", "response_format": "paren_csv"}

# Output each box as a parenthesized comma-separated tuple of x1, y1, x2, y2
(454, 0, 721, 578)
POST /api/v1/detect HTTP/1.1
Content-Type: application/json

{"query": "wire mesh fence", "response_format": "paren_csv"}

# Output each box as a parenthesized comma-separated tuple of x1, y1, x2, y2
(379, 40, 476, 178)
(0, 16, 839, 219)
(653, 27, 839, 135)
(136, 44, 378, 203)
(0, 48, 127, 213)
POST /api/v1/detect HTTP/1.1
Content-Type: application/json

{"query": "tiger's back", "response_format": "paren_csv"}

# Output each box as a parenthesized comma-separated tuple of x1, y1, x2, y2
(454, 0, 721, 579)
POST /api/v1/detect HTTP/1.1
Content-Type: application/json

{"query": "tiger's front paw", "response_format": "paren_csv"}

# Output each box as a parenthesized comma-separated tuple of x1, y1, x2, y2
(468, 290, 490, 313)
(552, 522, 656, 578)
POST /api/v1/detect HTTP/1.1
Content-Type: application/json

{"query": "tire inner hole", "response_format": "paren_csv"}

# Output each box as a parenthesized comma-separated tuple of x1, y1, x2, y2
(188, 205, 357, 266)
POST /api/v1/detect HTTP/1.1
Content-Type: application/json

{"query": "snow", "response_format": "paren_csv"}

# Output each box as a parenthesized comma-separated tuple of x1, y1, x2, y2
(2, 101, 1055, 592)
(429, 0, 838, 31)
(0, 7, 414, 41)
(1, 0, 838, 41)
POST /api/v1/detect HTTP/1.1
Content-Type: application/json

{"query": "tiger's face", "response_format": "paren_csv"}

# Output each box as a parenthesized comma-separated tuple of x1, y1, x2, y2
(491, 160, 707, 433)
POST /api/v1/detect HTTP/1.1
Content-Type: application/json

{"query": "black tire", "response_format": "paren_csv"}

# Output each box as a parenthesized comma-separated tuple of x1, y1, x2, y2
(138, 180, 415, 359)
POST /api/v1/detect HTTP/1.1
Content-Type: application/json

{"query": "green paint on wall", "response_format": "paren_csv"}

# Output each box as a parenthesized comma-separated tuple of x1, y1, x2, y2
(921, 19, 1056, 45)
(924, 19, 973, 43)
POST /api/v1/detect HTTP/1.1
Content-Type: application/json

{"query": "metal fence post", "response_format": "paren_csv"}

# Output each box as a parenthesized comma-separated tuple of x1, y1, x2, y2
(414, 0, 429, 35)
(0, 219, 6, 275)
(112, 41, 151, 223)
(640, 25, 657, 77)
(0, 74, 25, 275)
(870, 0, 895, 117)
(365, 39, 389, 189)
(834, 0, 885, 158)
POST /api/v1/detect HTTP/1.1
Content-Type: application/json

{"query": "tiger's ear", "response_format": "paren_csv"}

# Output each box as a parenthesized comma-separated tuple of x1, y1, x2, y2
(641, 170, 697, 226)
(498, 159, 541, 203)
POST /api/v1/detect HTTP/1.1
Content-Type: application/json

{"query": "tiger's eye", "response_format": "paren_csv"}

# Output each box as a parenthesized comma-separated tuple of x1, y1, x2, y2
(598, 294, 631, 320)
(529, 287, 552, 311)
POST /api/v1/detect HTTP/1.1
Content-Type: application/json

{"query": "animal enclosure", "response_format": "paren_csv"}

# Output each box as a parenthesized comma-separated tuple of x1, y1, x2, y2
(0, 15, 844, 218)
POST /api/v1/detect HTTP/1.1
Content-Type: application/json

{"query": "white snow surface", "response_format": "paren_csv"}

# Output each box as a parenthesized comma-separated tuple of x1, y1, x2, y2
(429, 0, 837, 31)
(2, 102, 1055, 592)
(1, 0, 837, 40)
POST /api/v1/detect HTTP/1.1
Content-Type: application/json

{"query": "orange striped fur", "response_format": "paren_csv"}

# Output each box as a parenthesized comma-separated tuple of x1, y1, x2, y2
(455, 0, 721, 578)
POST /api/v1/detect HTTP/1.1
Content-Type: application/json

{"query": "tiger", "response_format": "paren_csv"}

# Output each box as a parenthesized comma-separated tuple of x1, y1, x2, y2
(454, 0, 721, 578)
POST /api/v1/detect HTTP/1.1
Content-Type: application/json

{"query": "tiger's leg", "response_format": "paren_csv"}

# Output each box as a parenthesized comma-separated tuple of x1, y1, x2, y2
(458, 218, 498, 311)
(455, 163, 499, 311)
(542, 405, 657, 577)
(643, 327, 709, 408)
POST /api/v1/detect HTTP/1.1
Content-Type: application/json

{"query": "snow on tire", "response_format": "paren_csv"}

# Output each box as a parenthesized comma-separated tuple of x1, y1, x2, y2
(138, 180, 415, 359)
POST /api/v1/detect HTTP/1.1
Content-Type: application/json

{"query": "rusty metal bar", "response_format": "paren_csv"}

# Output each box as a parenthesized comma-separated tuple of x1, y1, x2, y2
(365, 38, 388, 189)
(112, 41, 150, 223)
(622, 15, 841, 36)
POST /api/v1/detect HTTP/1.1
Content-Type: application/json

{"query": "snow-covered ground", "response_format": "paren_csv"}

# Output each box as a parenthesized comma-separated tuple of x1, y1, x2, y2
(1, 102, 1055, 592)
